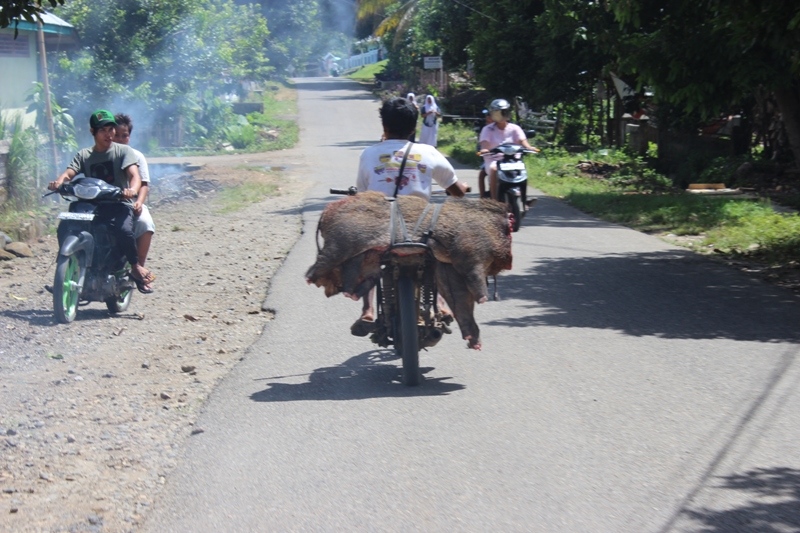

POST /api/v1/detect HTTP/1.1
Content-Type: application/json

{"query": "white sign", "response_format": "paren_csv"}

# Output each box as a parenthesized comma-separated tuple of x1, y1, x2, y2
(423, 56, 442, 69)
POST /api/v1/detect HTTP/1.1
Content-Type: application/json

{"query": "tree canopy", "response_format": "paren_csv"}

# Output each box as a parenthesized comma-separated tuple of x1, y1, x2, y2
(360, 0, 800, 164)
(0, 0, 63, 29)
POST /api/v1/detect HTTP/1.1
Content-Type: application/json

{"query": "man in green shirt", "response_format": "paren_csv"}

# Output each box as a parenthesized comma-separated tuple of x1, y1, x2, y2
(48, 110, 154, 291)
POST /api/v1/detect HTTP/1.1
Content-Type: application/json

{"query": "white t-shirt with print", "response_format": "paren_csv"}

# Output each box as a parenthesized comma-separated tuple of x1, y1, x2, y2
(356, 140, 458, 200)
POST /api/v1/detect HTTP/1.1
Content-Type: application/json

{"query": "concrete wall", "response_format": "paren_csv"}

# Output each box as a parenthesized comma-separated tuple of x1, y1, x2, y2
(0, 29, 38, 111)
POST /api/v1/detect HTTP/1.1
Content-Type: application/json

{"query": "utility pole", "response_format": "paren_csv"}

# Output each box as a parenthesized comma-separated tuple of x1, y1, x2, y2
(37, 19, 59, 182)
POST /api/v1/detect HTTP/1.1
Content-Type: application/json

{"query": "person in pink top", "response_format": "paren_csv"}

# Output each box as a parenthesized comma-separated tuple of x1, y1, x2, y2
(479, 98, 538, 205)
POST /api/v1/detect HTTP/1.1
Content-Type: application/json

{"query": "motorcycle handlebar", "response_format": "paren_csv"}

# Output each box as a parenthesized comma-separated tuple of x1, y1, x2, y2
(477, 148, 540, 156)
(330, 186, 358, 196)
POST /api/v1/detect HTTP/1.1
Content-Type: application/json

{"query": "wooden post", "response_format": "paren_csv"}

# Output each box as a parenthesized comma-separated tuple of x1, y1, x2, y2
(587, 85, 593, 147)
(37, 20, 59, 180)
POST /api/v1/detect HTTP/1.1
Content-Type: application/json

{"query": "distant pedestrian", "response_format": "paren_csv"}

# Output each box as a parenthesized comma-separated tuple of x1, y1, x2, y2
(419, 95, 441, 146)
(406, 92, 419, 142)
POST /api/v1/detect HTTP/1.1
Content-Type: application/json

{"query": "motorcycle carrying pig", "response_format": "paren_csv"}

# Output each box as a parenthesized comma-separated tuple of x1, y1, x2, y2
(305, 191, 512, 349)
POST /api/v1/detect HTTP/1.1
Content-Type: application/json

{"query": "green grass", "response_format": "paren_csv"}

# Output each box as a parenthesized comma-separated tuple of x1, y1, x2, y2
(215, 179, 280, 214)
(347, 60, 388, 81)
(437, 121, 481, 164)
(434, 123, 800, 266)
(527, 149, 800, 264)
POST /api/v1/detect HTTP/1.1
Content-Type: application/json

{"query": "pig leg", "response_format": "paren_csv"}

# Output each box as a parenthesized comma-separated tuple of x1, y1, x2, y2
(436, 262, 481, 350)
(338, 253, 380, 337)
(340, 251, 381, 300)
(340, 254, 366, 300)
(446, 260, 490, 304)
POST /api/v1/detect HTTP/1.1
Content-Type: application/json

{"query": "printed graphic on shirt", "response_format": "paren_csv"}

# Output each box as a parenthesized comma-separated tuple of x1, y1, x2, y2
(372, 149, 428, 192)
(89, 161, 115, 184)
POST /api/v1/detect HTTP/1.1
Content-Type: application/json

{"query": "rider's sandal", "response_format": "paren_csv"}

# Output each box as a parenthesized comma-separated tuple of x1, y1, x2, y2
(350, 318, 375, 337)
(130, 270, 155, 294)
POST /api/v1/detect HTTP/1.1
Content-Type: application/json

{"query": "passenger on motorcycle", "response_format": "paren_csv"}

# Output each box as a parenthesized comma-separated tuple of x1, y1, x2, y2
(352, 96, 468, 335)
(114, 113, 156, 293)
(478, 98, 539, 205)
(476, 108, 493, 198)
(48, 110, 154, 291)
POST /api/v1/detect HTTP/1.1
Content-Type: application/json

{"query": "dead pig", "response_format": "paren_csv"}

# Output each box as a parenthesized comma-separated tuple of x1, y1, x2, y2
(306, 191, 513, 349)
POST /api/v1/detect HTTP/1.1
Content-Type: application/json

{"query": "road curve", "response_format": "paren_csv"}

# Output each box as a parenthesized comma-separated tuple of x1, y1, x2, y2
(144, 78, 800, 532)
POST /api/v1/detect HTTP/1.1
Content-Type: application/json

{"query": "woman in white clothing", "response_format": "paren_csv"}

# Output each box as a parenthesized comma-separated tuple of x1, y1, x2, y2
(419, 95, 440, 146)
(406, 93, 419, 141)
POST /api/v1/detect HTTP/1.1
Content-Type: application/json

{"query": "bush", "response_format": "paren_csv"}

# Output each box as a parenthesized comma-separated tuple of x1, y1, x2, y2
(699, 155, 749, 185)
(610, 156, 674, 192)
(224, 119, 257, 149)
(6, 119, 41, 210)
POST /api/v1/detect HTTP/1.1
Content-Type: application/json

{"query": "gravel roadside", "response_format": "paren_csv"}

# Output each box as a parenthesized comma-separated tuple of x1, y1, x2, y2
(0, 160, 309, 532)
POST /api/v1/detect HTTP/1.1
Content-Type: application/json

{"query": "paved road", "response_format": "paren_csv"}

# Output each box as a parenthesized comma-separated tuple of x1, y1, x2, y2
(145, 79, 800, 532)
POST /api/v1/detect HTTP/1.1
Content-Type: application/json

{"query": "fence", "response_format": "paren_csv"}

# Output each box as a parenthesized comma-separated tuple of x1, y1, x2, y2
(0, 140, 8, 206)
(340, 49, 380, 71)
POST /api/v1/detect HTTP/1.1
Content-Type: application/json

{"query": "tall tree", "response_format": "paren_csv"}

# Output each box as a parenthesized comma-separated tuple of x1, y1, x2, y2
(0, 0, 63, 30)
(609, 0, 800, 165)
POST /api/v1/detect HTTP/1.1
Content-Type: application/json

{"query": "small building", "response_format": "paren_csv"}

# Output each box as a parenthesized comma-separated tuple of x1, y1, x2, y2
(0, 12, 79, 122)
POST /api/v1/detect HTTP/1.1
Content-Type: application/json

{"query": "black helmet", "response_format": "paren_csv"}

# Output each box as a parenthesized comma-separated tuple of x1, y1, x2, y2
(489, 98, 511, 120)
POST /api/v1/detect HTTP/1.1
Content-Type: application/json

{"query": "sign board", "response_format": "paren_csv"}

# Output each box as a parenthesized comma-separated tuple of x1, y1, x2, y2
(423, 56, 442, 69)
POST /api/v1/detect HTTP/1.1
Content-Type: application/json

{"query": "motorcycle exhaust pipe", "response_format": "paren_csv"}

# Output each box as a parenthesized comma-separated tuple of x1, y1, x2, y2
(422, 328, 444, 348)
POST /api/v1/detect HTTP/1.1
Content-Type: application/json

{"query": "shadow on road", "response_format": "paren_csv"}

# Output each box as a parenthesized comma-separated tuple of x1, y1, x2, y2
(678, 467, 800, 532)
(0, 305, 142, 326)
(292, 78, 368, 93)
(490, 249, 800, 343)
(324, 140, 376, 149)
(250, 349, 465, 401)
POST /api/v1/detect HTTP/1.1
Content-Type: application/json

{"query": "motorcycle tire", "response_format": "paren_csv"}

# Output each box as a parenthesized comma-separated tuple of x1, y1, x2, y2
(105, 287, 132, 314)
(53, 253, 81, 323)
(508, 193, 522, 232)
(396, 275, 420, 386)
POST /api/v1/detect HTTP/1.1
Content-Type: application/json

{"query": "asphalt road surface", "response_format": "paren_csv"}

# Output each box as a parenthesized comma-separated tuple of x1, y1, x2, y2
(145, 78, 800, 532)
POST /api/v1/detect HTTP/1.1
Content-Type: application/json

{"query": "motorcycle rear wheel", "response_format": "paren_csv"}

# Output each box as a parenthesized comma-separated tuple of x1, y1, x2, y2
(53, 253, 81, 323)
(105, 287, 132, 314)
(396, 275, 420, 386)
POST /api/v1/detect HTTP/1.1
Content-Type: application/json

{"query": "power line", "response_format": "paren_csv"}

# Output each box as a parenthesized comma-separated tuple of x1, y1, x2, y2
(450, 0, 498, 22)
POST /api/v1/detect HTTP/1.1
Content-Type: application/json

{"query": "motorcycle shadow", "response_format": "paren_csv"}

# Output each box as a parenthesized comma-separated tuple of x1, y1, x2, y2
(250, 349, 465, 401)
(1, 304, 141, 326)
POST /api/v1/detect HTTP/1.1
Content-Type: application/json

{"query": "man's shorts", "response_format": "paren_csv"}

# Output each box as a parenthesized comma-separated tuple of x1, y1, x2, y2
(134, 204, 156, 239)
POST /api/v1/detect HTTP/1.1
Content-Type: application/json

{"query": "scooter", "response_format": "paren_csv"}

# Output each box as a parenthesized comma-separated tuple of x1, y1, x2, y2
(44, 177, 137, 323)
(486, 143, 537, 232)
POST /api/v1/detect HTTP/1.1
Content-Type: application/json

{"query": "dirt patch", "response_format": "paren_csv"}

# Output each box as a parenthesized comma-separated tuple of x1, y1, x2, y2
(0, 161, 308, 532)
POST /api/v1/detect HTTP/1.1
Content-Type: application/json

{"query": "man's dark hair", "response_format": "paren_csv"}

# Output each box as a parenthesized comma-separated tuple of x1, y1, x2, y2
(114, 113, 133, 134)
(380, 97, 418, 139)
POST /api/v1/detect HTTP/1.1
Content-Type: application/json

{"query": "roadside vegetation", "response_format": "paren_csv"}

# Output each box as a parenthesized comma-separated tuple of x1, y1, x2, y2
(347, 60, 388, 81)
(215, 167, 282, 214)
(148, 81, 300, 157)
(437, 122, 800, 267)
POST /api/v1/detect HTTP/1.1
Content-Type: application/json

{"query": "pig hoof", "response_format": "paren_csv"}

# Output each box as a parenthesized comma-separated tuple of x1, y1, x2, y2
(477, 296, 488, 304)
(465, 336, 482, 350)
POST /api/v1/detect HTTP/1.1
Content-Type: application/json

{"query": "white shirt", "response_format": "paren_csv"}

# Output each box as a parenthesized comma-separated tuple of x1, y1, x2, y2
(479, 122, 527, 164)
(356, 140, 458, 201)
(131, 147, 150, 183)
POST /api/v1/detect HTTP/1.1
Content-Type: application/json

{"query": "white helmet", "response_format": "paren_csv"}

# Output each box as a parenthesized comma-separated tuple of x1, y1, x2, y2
(489, 98, 511, 120)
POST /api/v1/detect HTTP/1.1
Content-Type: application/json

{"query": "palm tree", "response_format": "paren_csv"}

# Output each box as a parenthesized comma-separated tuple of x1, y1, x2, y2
(357, 0, 417, 46)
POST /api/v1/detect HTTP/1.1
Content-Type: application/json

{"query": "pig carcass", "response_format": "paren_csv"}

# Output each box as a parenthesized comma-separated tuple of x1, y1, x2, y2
(305, 191, 512, 348)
